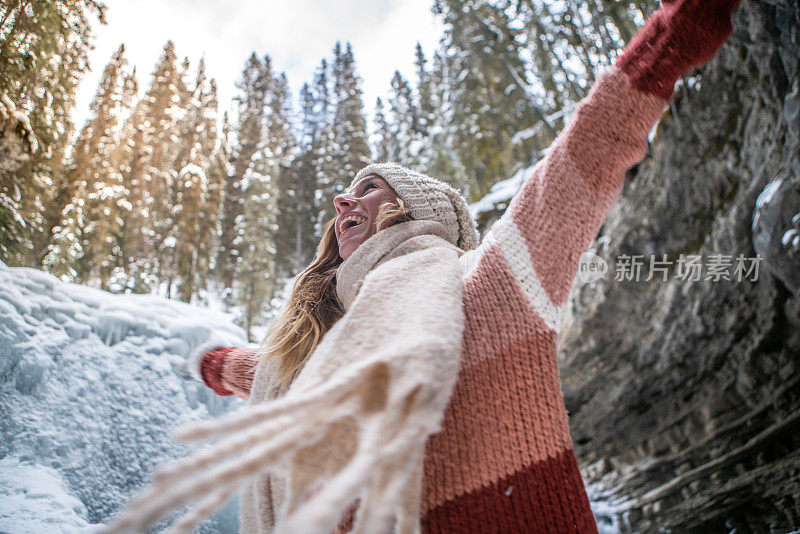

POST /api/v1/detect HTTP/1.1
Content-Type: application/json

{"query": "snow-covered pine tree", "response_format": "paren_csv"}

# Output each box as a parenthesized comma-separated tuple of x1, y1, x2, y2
(431, 0, 542, 201)
(387, 70, 418, 166)
(0, 0, 104, 264)
(117, 77, 153, 292)
(217, 53, 272, 293)
(49, 45, 132, 289)
(108, 66, 139, 288)
(303, 43, 371, 237)
(372, 97, 392, 163)
(174, 164, 210, 303)
(330, 42, 370, 191)
(116, 41, 188, 292)
(413, 42, 435, 169)
(237, 170, 274, 340)
(424, 48, 463, 186)
(146, 42, 188, 288)
(510, 0, 654, 111)
(424, 0, 655, 201)
(235, 69, 298, 337)
(268, 74, 316, 283)
(282, 82, 325, 275)
(309, 57, 337, 229)
(173, 60, 220, 302)
(205, 110, 233, 284)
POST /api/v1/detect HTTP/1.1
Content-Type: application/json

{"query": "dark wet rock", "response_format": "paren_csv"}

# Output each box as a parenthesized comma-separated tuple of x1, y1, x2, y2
(559, 1, 800, 532)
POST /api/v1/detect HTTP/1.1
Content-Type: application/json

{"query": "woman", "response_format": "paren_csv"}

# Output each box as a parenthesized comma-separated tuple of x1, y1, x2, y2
(105, 0, 742, 532)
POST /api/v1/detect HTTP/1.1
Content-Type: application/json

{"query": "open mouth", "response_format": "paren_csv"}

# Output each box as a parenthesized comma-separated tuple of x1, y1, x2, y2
(339, 214, 367, 235)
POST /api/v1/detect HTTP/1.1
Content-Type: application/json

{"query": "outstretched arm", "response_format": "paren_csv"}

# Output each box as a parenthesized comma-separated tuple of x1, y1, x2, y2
(477, 0, 741, 325)
(186, 342, 258, 400)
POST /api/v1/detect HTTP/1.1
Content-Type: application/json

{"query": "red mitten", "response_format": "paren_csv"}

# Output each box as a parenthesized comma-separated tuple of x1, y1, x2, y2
(616, 0, 743, 99)
(199, 347, 236, 397)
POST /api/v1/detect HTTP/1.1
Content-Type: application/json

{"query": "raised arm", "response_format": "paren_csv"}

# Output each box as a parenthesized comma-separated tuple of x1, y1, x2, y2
(477, 0, 741, 325)
(186, 343, 258, 400)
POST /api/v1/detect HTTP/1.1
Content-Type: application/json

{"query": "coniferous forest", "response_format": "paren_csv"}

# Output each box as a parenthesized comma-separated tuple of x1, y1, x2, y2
(0, 0, 656, 338)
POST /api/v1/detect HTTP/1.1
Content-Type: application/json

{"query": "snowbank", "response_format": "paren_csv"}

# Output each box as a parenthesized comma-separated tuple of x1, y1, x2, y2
(0, 457, 95, 533)
(0, 264, 248, 532)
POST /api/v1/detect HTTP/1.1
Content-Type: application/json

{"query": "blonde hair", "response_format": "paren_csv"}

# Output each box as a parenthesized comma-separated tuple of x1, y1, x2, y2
(261, 198, 413, 388)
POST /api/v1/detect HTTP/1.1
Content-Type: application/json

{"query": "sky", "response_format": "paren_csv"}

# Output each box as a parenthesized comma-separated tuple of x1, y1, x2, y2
(74, 0, 444, 131)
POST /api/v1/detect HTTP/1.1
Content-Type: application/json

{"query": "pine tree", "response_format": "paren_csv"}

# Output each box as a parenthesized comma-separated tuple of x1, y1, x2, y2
(268, 74, 315, 281)
(386, 70, 418, 165)
(236, 165, 274, 340)
(114, 41, 188, 292)
(0, 0, 104, 263)
(510, 0, 654, 109)
(331, 42, 370, 181)
(309, 57, 337, 228)
(415, 43, 435, 137)
(174, 60, 220, 302)
(217, 53, 272, 292)
(236, 69, 300, 335)
(174, 164, 211, 302)
(50, 44, 133, 288)
(146, 42, 187, 288)
(431, 0, 540, 200)
(291, 82, 325, 263)
(111, 66, 140, 286)
(372, 97, 392, 162)
(304, 44, 370, 235)
(200, 110, 232, 301)
(425, 0, 655, 199)
(118, 91, 152, 291)
(413, 43, 435, 169)
(425, 47, 462, 184)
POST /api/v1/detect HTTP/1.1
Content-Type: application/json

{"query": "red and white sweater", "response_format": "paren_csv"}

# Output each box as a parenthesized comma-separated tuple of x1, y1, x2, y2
(195, 1, 739, 531)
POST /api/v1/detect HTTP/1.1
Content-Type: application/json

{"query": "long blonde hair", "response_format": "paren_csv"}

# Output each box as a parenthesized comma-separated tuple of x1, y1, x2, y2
(261, 198, 413, 388)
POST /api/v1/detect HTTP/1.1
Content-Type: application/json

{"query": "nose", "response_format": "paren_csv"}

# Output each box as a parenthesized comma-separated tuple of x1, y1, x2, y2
(333, 192, 356, 215)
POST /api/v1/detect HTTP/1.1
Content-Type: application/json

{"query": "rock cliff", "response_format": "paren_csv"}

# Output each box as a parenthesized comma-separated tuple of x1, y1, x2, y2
(559, 0, 800, 531)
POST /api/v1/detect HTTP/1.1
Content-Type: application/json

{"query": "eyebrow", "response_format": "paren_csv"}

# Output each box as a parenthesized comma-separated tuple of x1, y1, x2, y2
(351, 177, 378, 195)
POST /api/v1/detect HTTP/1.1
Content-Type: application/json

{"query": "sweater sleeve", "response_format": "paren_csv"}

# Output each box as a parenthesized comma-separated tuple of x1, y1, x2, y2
(470, 0, 740, 330)
(199, 347, 259, 401)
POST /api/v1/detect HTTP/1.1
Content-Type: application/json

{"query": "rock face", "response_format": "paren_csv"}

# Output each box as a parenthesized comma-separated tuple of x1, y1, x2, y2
(558, 1, 800, 532)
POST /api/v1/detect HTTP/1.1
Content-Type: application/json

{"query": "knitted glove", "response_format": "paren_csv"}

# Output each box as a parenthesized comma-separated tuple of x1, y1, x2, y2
(198, 347, 236, 397)
(182, 341, 235, 396)
(616, 0, 742, 99)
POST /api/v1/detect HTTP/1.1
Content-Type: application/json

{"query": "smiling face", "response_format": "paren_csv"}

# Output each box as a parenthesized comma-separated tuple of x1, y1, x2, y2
(333, 174, 399, 260)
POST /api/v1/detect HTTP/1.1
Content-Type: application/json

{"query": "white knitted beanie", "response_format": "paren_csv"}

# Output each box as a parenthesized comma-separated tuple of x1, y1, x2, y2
(351, 162, 479, 251)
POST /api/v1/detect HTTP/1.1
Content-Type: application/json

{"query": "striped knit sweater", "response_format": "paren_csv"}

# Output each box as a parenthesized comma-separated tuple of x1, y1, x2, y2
(198, 1, 739, 530)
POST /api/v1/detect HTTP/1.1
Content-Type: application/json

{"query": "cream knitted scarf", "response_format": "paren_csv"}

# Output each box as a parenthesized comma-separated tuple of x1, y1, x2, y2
(103, 219, 465, 534)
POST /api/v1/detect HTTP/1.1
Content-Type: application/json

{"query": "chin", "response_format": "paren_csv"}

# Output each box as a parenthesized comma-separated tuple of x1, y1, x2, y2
(338, 234, 369, 260)
(339, 243, 357, 260)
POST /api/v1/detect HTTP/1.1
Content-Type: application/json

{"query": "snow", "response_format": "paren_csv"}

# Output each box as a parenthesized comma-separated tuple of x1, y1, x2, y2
(0, 263, 248, 532)
(752, 177, 783, 230)
(1, 94, 38, 153)
(783, 228, 800, 249)
(511, 105, 572, 145)
(0, 457, 95, 534)
(468, 163, 535, 219)
(179, 163, 207, 181)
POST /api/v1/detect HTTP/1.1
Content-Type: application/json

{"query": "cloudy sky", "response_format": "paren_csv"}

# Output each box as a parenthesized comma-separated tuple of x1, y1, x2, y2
(74, 0, 444, 129)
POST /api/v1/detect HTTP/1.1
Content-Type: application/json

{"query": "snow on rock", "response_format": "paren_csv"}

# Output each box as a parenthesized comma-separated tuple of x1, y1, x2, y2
(468, 163, 534, 220)
(0, 264, 249, 533)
